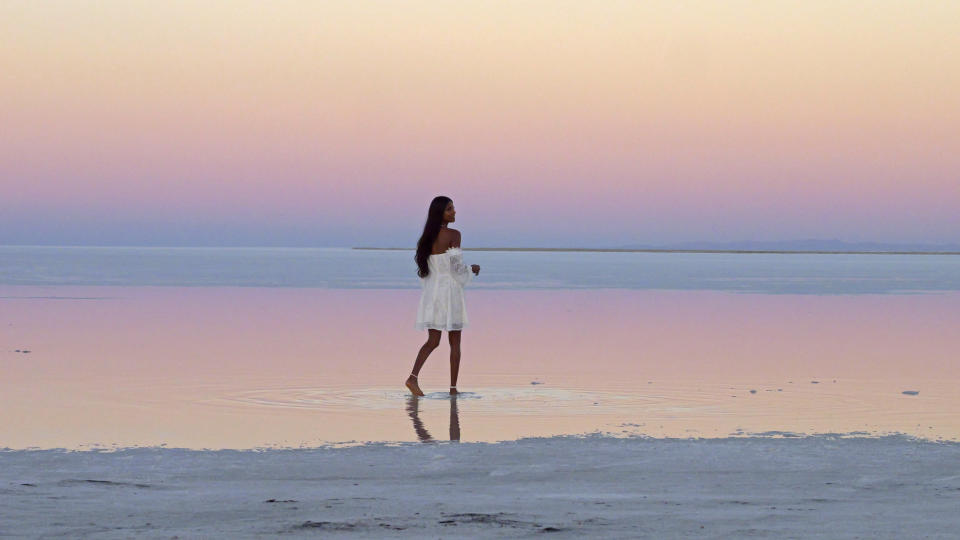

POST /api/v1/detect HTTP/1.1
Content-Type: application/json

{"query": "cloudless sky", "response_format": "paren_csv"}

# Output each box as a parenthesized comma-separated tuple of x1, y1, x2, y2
(2, 1, 957, 247)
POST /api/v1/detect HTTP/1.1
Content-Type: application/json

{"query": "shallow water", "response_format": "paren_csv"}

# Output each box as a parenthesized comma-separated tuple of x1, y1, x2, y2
(3, 285, 958, 449)
(3, 245, 960, 293)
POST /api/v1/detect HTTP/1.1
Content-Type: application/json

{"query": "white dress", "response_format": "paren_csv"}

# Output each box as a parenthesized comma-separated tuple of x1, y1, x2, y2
(415, 247, 473, 331)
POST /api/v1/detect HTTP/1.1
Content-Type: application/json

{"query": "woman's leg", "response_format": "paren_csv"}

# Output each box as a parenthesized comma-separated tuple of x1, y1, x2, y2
(448, 330, 461, 394)
(406, 330, 441, 396)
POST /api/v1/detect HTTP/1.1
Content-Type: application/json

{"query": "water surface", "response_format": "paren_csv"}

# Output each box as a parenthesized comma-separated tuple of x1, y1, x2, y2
(3, 245, 960, 293)
(3, 284, 958, 449)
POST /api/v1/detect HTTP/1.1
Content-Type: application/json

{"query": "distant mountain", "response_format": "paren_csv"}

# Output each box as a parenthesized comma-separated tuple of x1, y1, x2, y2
(616, 239, 960, 252)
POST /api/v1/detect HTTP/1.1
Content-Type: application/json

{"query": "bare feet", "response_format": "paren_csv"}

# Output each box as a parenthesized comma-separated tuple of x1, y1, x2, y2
(405, 375, 424, 397)
(449, 387, 459, 396)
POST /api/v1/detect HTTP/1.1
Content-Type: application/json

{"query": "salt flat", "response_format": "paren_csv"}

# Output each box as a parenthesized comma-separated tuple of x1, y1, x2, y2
(3, 257, 959, 538)
(3, 435, 959, 538)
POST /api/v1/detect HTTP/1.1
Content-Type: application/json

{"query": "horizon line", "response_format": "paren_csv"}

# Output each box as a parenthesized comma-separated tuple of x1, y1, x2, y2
(1, 244, 958, 255)
(355, 247, 960, 255)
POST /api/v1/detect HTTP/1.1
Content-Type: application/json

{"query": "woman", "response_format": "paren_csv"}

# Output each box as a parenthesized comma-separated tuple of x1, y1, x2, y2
(406, 196, 480, 397)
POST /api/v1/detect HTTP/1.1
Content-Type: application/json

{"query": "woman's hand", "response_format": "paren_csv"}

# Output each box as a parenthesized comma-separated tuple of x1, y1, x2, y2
(471, 264, 480, 275)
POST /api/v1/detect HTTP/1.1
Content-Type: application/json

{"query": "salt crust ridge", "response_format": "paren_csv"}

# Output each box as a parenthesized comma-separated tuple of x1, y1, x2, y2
(3, 434, 959, 538)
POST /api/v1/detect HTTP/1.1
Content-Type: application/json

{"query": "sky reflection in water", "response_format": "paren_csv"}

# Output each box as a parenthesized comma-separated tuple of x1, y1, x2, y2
(3, 285, 959, 449)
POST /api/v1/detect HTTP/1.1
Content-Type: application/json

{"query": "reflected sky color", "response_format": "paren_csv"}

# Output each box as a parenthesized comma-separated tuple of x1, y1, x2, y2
(3, 286, 958, 449)
(2, 1, 958, 246)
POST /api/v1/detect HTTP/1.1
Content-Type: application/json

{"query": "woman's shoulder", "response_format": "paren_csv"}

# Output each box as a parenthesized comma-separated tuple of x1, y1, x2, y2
(444, 228, 462, 246)
(432, 228, 462, 254)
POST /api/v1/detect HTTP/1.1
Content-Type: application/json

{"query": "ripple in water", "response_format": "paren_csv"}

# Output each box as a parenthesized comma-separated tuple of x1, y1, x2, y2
(213, 386, 666, 415)
(197, 380, 960, 440)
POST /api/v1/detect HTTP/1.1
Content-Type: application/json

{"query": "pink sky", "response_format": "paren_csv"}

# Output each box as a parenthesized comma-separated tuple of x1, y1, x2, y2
(1, 1, 958, 246)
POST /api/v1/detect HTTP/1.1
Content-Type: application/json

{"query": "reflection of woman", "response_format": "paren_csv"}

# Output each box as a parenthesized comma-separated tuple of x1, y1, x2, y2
(406, 395, 433, 442)
(405, 395, 460, 442)
(406, 196, 480, 397)
(448, 395, 460, 441)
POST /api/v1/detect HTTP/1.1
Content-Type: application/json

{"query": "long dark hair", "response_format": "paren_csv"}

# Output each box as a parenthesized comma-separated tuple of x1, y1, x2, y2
(415, 195, 452, 278)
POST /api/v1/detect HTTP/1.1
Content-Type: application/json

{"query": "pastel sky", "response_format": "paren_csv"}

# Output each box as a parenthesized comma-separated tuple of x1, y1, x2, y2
(2, 1, 958, 247)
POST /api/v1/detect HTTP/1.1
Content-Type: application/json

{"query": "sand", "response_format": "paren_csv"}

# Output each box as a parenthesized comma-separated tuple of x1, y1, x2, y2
(3, 434, 959, 538)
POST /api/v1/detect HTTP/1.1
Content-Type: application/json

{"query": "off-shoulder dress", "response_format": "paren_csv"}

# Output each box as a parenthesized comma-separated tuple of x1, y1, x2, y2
(415, 247, 473, 331)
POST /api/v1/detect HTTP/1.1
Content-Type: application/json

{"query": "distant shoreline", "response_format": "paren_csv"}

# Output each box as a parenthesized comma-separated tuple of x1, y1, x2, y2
(353, 247, 960, 255)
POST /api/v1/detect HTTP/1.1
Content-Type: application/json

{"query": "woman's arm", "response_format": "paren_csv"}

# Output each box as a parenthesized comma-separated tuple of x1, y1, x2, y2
(448, 230, 479, 284)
